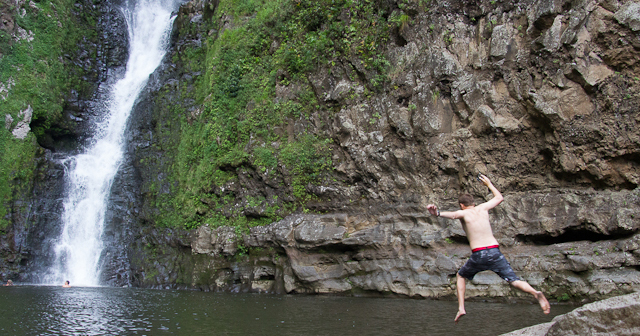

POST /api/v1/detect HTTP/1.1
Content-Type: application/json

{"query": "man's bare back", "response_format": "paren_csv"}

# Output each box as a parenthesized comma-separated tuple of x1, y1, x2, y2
(427, 174, 502, 249)
(455, 206, 500, 250)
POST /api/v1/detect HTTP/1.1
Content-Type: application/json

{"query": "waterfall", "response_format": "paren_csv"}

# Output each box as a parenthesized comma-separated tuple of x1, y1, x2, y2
(45, 0, 179, 286)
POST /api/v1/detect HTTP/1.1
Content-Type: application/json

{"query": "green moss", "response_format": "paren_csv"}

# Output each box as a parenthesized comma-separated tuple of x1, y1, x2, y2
(144, 269, 159, 280)
(556, 292, 571, 302)
(0, 0, 97, 230)
(0, 132, 38, 229)
(141, 0, 395, 235)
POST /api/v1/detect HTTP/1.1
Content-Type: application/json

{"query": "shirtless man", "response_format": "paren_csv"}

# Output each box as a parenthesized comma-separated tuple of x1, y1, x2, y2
(427, 174, 550, 323)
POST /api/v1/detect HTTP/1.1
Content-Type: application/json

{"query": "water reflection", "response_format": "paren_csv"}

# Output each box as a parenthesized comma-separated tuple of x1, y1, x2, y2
(32, 287, 139, 334)
(0, 286, 574, 335)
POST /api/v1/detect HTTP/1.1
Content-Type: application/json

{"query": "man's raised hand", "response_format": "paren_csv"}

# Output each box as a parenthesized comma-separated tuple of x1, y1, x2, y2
(427, 204, 438, 216)
(478, 173, 491, 186)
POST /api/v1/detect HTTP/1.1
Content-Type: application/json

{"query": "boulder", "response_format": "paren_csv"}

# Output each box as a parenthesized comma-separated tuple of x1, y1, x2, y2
(501, 292, 640, 335)
(614, 2, 640, 31)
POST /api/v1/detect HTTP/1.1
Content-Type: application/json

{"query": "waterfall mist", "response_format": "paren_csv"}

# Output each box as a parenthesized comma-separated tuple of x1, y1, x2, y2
(44, 0, 179, 286)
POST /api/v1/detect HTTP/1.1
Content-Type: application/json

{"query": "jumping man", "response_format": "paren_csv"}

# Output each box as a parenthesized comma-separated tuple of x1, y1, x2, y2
(427, 174, 550, 322)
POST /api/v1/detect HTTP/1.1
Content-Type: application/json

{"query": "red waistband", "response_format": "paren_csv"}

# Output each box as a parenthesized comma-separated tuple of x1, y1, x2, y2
(471, 245, 500, 253)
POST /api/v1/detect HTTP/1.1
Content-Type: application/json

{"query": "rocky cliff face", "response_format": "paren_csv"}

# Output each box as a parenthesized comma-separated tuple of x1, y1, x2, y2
(123, 0, 640, 302)
(0, 0, 129, 281)
(3, 0, 638, 302)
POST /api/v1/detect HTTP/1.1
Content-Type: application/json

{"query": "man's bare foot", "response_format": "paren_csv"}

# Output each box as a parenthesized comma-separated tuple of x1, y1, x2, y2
(535, 291, 550, 314)
(454, 310, 466, 323)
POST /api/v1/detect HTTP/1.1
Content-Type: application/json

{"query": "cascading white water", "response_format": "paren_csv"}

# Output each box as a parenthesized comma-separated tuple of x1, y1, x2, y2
(46, 0, 179, 286)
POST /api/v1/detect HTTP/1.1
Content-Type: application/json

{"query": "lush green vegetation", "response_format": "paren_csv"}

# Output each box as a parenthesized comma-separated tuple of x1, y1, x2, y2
(0, 0, 95, 229)
(0, 0, 403, 233)
(148, 0, 397, 231)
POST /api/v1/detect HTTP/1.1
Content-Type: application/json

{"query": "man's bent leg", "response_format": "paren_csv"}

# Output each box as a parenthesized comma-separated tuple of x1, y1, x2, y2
(455, 273, 467, 322)
(510, 280, 550, 314)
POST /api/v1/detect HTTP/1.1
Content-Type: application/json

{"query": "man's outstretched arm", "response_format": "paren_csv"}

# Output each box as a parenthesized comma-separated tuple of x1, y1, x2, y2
(477, 174, 503, 210)
(427, 204, 464, 219)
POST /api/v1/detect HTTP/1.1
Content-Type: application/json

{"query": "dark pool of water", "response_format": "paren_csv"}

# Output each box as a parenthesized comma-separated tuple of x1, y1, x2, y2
(0, 286, 573, 335)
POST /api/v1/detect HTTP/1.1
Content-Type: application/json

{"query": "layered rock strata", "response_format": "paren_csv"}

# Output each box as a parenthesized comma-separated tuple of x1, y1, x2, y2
(177, 189, 640, 299)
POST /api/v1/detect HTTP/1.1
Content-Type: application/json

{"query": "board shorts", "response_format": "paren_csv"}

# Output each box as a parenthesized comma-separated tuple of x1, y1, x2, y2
(458, 246, 521, 283)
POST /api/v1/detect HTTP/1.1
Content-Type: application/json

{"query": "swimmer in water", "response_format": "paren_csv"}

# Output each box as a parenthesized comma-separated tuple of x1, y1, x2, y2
(62, 280, 71, 288)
